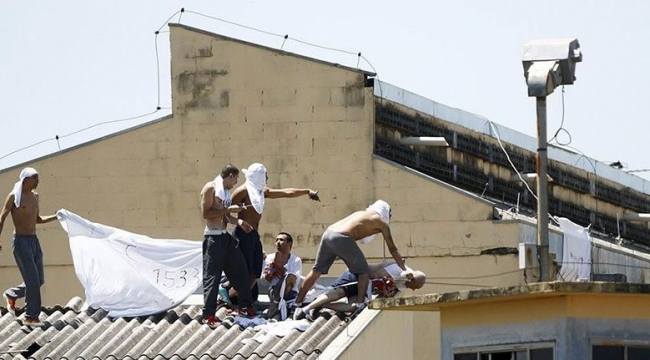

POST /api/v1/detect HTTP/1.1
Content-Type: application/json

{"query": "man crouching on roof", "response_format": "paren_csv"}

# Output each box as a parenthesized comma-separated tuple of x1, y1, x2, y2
(295, 200, 407, 310)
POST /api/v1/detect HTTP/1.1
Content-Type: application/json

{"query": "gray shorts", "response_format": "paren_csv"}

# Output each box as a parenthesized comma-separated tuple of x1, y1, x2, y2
(313, 230, 369, 275)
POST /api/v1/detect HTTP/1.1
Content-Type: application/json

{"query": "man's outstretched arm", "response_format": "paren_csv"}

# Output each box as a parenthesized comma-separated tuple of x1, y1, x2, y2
(264, 188, 320, 201)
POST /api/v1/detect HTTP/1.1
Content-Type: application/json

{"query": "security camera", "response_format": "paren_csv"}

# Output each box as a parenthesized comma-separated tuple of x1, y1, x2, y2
(522, 39, 582, 97)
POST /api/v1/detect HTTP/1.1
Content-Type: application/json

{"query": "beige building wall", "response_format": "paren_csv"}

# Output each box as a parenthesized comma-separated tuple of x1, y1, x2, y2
(322, 310, 440, 360)
(0, 24, 538, 359)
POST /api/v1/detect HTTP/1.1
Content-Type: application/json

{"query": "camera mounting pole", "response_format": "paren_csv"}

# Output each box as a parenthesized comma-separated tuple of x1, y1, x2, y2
(522, 39, 582, 281)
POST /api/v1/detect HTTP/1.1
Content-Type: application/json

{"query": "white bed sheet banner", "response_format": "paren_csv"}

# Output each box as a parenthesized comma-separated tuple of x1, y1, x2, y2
(556, 217, 591, 282)
(57, 209, 203, 317)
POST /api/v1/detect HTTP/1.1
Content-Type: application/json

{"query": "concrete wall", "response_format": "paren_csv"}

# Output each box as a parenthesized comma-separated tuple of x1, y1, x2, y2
(168, 24, 376, 253)
(324, 310, 440, 360)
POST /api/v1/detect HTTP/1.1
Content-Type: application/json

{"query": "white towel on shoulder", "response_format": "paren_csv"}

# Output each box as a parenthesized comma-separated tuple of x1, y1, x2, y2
(12, 167, 38, 207)
(213, 175, 232, 207)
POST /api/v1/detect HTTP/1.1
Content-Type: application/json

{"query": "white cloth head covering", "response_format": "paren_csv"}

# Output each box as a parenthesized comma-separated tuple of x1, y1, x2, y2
(360, 200, 391, 244)
(366, 200, 390, 222)
(242, 163, 267, 214)
(12, 167, 38, 207)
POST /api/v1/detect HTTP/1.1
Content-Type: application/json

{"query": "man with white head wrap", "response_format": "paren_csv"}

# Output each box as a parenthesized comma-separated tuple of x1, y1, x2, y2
(199, 163, 256, 327)
(0, 167, 58, 327)
(221, 163, 319, 303)
(295, 200, 406, 311)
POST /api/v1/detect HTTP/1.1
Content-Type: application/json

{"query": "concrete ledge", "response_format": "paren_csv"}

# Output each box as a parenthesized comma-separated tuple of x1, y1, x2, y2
(370, 281, 650, 311)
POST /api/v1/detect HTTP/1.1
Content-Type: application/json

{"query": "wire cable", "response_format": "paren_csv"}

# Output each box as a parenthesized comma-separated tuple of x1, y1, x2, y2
(183, 10, 284, 38)
(627, 168, 650, 174)
(548, 85, 573, 146)
(485, 119, 538, 201)
(156, 9, 182, 33)
(0, 109, 160, 162)
(154, 32, 162, 108)
(0, 139, 54, 161)
(57, 110, 160, 139)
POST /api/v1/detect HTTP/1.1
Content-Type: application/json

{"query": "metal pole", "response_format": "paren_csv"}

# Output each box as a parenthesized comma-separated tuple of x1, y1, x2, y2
(536, 96, 551, 281)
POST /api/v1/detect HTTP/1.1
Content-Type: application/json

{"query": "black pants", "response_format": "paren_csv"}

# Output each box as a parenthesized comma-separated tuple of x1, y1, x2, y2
(202, 233, 253, 318)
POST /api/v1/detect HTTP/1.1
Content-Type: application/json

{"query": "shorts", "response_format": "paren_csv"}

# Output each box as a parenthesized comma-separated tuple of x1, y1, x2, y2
(233, 226, 263, 278)
(331, 270, 359, 298)
(313, 230, 369, 275)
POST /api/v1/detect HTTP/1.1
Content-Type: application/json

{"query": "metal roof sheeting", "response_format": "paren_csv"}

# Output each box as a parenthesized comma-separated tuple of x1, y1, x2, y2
(0, 297, 351, 360)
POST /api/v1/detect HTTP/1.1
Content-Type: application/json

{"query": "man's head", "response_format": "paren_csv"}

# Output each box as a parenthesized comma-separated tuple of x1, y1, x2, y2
(366, 200, 391, 223)
(403, 270, 426, 290)
(220, 164, 239, 189)
(20, 167, 39, 191)
(275, 231, 293, 254)
(242, 163, 267, 186)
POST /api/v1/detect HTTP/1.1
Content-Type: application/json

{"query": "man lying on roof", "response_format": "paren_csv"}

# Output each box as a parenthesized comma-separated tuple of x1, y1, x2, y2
(293, 261, 426, 321)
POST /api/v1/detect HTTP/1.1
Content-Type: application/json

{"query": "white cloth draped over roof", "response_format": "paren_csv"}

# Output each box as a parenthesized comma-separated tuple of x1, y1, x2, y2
(556, 217, 591, 282)
(242, 163, 267, 214)
(11, 167, 38, 207)
(57, 209, 203, 317)
(359, 200, 391, 244)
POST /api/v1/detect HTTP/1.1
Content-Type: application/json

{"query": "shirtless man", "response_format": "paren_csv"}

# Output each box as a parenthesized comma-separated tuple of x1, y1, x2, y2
(199, 164, 255, 327)
(294, 261, 426, 320)
(224, 163, 319, 299)
(295, 200, 406, 309)
(0, 167, 57, 327)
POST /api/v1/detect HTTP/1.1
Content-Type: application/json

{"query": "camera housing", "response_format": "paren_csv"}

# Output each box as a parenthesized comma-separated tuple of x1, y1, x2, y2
(522, 39, 582, 97)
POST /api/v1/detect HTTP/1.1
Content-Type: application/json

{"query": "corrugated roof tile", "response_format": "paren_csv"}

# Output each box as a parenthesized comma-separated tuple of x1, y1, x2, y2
(0, 297, 356, 360)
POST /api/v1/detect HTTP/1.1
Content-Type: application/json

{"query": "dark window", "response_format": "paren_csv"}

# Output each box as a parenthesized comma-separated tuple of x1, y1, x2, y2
(628, 346, 650, 360)
(456, 348, 553, 360)
(593, 345, 623, 360)
(593, 344, 650, 360)
(454, 354, 477, 360)
(530, 348, 553, 360)
(481, 352, 513, 360)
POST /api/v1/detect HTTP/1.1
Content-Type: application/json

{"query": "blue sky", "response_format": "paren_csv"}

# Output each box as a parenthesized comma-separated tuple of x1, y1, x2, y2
(2, 1, 649, 178)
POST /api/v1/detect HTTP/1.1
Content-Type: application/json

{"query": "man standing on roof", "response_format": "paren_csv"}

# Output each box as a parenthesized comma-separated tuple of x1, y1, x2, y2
(294, 200, 406, 310)
(199, 163, 256, 328)
(220, 163, 319, 302)
(0, 167, 58, 327)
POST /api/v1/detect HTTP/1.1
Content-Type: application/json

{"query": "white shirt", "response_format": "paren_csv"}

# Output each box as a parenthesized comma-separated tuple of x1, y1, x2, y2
(383, 263, 413, 291)
(262, 252, 302, 293)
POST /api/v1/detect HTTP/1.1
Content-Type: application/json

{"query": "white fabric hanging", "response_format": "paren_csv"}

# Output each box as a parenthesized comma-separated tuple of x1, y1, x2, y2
(57, 209, 203, 317)
(556, 217, 591, 281)
(242, 163, 267, 214)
